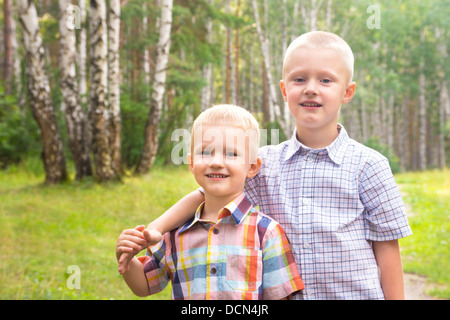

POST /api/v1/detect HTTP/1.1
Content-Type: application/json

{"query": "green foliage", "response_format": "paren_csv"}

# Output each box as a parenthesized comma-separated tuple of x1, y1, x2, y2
(364, 137, 401, 174)
(396, 170, 450, 299)
(0, 87, 40, 169)
(120, 93, 148, 168)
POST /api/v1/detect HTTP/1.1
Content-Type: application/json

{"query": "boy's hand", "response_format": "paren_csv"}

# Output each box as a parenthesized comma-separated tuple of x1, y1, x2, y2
(116, 225, 149, 274)
(143, 229, 163, 245)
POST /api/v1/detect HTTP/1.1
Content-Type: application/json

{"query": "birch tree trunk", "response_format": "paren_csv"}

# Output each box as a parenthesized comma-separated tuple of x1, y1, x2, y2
(11, 3, 23, 107)
(3, 0, 13, 94)
(435, 27, 449, 168)
(418, 29, 427, 170)
(300, 0, 323, 31)
(136, 0, 173, 174)
(59, 0, 92, 179)
(18, 0, 68, 184)
(89, 0, 116, 181)
(201, 0, 213, 111)
(251, 0, 290, 137)
(78, 0, 87, 105)
(225, 0, 236, 104)
(108, 0, 121, 176)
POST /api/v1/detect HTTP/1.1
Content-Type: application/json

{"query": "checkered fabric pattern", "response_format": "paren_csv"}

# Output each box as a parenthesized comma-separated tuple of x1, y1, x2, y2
(140, 193, 304, 300)
(244, 124, 412, 300)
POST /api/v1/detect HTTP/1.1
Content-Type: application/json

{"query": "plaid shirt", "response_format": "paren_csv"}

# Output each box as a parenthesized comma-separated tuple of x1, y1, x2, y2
(244, 124, 412, 300)
(140, 193, 304, 300)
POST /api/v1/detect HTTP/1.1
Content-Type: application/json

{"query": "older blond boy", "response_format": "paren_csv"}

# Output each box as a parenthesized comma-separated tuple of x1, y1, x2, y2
(116, 105, 304, 299)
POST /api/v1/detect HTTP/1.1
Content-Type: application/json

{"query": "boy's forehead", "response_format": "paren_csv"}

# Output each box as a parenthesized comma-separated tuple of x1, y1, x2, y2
(193, 124, 247, 142)
(192, 124, 257, 150)
(283, 45, 352, 81)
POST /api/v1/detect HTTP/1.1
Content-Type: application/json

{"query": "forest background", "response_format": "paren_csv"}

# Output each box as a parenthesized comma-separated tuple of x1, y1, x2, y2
(0, 0, 449, 181)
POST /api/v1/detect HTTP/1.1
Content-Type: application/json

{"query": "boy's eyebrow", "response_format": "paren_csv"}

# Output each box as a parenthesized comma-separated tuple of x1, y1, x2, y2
(286, 67, 340, 80)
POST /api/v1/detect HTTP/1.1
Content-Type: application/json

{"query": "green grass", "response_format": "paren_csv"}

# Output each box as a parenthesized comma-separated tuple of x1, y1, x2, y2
(0, 163, 197, 299)
(396, 169, 450, 299)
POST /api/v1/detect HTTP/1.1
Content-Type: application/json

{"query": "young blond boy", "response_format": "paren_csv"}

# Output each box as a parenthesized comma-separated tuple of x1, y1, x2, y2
(119, 31, 412, 300)
(116, 105, 304, 300)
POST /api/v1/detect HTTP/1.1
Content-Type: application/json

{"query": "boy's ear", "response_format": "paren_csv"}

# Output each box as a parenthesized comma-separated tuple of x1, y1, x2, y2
(187, 153, 194, 172)
(342, 82, 356, 104)
(246, 157, 262, 179)
(280, 80, 287, 101)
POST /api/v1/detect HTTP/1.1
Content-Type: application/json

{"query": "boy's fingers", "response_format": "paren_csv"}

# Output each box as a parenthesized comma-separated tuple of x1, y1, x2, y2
(118, 253, 134, 274)
(143, 229, 162, 244)
(134, 225, 146, 232)
(120, 235, 148, 248)
(118, 239, 145, 251)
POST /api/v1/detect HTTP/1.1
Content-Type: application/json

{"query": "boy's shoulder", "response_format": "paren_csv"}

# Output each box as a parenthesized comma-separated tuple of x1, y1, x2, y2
(346, 136, 388, 161)
(345, 137, 392, 172)
(248, 205, 286, 235)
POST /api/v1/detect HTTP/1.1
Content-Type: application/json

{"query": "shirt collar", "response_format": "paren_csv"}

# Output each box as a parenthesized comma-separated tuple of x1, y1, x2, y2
(283, 124, 349, 165)
(177, 193, 253, 234)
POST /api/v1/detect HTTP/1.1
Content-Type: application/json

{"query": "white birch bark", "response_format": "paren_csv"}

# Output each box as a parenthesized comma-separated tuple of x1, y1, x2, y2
(3, 0, 13, 94)
(18, 0, 67, 183)
(78, 0, 87, 105)
(89, 0, 115, 181)
(108, 0, 121, 176)
(59, 0, 92, 179)
(136, 0, 173, 174)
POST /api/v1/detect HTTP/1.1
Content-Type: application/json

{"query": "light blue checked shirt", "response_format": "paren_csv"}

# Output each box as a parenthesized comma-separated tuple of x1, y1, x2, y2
(244, 124, 412, 300)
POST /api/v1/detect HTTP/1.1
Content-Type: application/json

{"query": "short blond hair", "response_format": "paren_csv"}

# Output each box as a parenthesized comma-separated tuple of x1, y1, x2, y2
(190, 104, 260, 161)
(283, 31, 354, 82)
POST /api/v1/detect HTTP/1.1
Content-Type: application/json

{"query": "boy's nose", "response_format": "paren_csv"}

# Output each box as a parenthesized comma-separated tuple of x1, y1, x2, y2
(208, 154, 225, 167)
(304, 81, 318, 95)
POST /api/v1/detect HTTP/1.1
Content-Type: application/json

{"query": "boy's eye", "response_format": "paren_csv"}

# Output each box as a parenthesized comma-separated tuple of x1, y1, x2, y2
(294, 78, 305, 83)
(225, 151, 238, 157)
(199, 150, 211, 156)
(321, 79, 332, 84)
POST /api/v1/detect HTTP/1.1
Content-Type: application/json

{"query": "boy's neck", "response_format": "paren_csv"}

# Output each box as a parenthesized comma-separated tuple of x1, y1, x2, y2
(295, 124, 339, 149)
(201, 191, 243, 223)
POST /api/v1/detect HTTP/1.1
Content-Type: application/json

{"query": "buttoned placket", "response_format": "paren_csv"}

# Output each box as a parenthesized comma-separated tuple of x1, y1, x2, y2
(205, 218, 224, 299)
(298, 149, 320, 299)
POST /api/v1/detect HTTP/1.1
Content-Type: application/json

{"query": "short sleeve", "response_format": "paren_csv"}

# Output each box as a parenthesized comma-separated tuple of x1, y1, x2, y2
(261, 223, 304, 299)
(358, 156, 412, 241)
(139, 236, 171, 294)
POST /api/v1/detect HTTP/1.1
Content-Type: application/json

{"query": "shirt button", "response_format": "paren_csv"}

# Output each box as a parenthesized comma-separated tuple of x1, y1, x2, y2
(213, 228, 219, 235)
(303, 198, 310, 205)
(210, 267, 217, 275)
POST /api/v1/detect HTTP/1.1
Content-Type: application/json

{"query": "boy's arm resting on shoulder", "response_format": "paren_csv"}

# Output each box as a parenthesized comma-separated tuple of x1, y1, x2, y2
(146, 189, 204, 236)
(372, 240, 405, 300)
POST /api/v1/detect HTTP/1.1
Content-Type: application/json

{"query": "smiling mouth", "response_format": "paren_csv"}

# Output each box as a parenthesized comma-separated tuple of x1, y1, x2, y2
(301, 102, 322, 107)
(206, 174, 230, 178)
